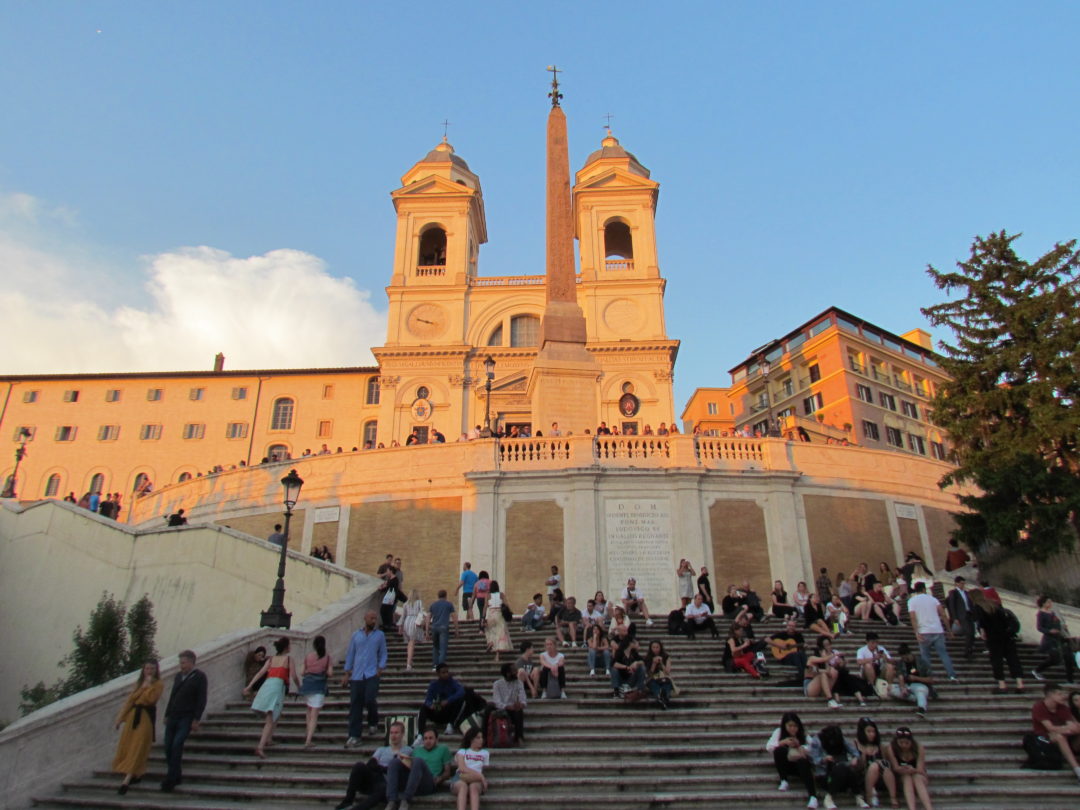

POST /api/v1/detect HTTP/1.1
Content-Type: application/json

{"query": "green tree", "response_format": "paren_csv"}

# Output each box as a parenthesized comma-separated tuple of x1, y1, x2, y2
(124, 594, 159, 670)
(922, 231, 1080, 561)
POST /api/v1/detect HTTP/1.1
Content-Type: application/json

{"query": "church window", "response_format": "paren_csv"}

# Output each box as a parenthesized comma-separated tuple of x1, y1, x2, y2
(418, 226, 447, 272)
(603, 220, 634, 269)
(363, 420, 378, 446)
(88, 473, 105, 493)
(509, 315, 540, 347)
(267, 443, 289, 462)
(270, 397, 295, 431)
(44, 474, 61, 497)
(178, 472, 193, 482)
(487, 324, 504, 346)
(366, 377, 381, 405)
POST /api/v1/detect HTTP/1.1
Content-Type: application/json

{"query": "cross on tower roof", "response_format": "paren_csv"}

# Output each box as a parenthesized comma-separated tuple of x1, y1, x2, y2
(546, 65, 563, 108)
(441, 119, 451, 139)
(603, 112, 615, 132)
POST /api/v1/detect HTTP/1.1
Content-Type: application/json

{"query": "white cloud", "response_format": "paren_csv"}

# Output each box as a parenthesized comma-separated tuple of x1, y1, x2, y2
(0, 192, 386, 374)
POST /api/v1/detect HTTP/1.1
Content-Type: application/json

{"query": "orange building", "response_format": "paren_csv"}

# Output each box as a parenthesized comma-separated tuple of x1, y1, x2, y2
(682, 306, 952, 458)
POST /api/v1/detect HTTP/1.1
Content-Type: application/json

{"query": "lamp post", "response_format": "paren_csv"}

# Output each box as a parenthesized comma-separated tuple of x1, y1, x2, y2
(481, 355, 496, 438)
(260, 468, 304, 629)
(1, 428, 31, 499)
(760, 358, 780, 438)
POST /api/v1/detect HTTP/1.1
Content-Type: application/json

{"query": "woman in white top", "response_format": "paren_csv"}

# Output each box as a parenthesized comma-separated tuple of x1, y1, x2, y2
(792, 581, 811, 615)
(540, 637, 568, 698)
(400, 588, 426, 671)
(676, 559, 696, 608)
(452, 727, 490, 810)
(484, 581, 513, 662)
(593, 590, 612, 621)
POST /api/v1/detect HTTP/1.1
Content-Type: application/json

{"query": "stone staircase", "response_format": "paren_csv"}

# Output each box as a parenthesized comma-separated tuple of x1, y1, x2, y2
(31, 615, 1080, 809)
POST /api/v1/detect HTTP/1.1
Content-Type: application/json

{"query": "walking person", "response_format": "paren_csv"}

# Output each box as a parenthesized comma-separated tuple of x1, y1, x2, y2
(484, 581, 513, 662)
(342, 610, 388, 747)
(1031, 595, 1078, 683)
(429, 589, 458, 670)
(906, 582, 957, 681)
(944, 576, 977, 659)
(160, 650, 207, 792)
(969, 589, 1024, 693)
(455, 562, 479, 621)
(300, 635, 333, 748)
(112, 660, 164, 795)
(401, 588, 426, 671)
(243, 636, 302, 758)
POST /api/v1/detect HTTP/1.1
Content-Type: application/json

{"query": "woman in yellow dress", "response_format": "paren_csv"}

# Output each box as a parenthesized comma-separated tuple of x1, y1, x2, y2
(112, 660, 164, 795)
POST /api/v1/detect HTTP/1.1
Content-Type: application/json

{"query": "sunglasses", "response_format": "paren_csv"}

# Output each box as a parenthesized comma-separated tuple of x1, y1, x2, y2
(895, 728, 913, 737)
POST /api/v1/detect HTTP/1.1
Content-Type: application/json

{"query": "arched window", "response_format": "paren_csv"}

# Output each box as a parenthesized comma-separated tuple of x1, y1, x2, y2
(510, 315, 540, 347)
(363, 420, 378, 447)
(604, 220, 633, 259)
(132, 472, 150, 493)
(487, 324, 504, 346)
(418, 226, 447, 270)
(267, 443, 289, 462)
(178, 472, 193, 483)
(270, 397, 294, 431)
(44, 473, 61, 497)
(89, 473, 105, 493)
(366, 377, 381, 405)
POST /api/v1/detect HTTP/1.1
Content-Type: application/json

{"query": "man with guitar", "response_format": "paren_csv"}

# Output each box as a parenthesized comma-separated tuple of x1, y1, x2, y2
(767, 617, 809, 676)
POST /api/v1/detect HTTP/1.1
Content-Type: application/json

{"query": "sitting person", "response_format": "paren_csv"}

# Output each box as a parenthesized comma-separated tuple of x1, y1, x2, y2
(857, 581, 899, 625)
(805, 638, 843, 709)
(586, 622, 612, 676)
(555, 596, 583, 647)
(721, 584, 747, 618)
(539, 637, 568, 699)
(889, 643, 935, 718)
(856, 632, 897, 687)
(418, 664, 467, 734)
(816, 636, 870, 707)
(644, 639, 674, 709)
(741, 580, 766, 622)
(792, 581, 811, 616)
(1030, 681, 1080, 781)
(546, 588, 565, 625)
(683, 592, 719, 639)
(620, 578, 655, 625)
(384, 725, 454, 810)
(334, 720, 412, 810)
(854, 717, 897, 810)
(520, 594, 545, 631)
(886, 727, 933, 810)
(803, 592, 834, 639)
(451, 727, 490, 810)
(767, 616, 808, 677)
(765, 711, 815, 804)
(809, 724, 859, 810)
(486, 662, 526, 743)
(610, 636, 646, 696)
(608, 604, 637, 643)
(582, 598, 607, 633)
(726, 624, 761, 679)
(515, 641, 541, 699)
(770, 580, 797, 619)
(592, 590, 612, 623)
(824, 594, 850, 636)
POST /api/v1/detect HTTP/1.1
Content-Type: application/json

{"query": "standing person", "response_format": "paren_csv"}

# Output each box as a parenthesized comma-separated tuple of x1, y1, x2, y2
(545, 565, 561, 598)
(267, 524, 285, 546)
(243, 636, 301, 758)
(1031, 595, 1077, 683)
(384, 726, 454, 810)
(428, 589, 458, 670)
(451, 728, 490, 810)
(969, 589, 1024, 693)
(854, 717, 898, 809)
(484, 582, 513, 662)
(697, 565, 715, 611)
(112, 660, 164, 795)
(455, 562, 478, 620)
(886, 727, 933, 810)
(401, 588, 426, 671)
(342, 610, 388, 747)
(160, 650, 207, 792)
(300, 635, 333, 748)
(906, 582, 957, 681)
(816, 567, 833, 605)
(945, 576, 977, 659)
(1030, 682, 1080, 781)
(676, 559, 695, 608)
(473, 571, 491, 631)
(764, 712, 815, 806)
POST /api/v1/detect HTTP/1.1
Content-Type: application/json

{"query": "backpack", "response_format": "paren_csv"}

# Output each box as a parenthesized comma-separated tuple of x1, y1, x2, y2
(1002, 608, 1021, 638)
(667, 609, 686, 635)
(1022, 733, 1064, 770)
(486, 710, 515, 748)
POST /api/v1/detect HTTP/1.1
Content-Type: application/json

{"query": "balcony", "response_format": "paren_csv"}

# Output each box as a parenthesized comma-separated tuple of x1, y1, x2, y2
(604, 259, 634, 271)
(415, 265, 446, 277)
(893, 377, 913, 392)
(871, 368, 890, 383)
(849, 360, 867, 375)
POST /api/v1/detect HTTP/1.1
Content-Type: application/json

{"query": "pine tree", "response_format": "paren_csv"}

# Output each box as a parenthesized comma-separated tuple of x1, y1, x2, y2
(124, 594, 159, 670)
(921, 231, 1080, 560)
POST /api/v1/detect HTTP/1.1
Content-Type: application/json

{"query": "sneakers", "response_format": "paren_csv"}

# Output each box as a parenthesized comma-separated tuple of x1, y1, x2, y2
(589, 668, 596, 676)
(870, 791, 880, 807)
(824, 794, 838, 810)
(399, 802, 411, 810)
(646, 619, 655, 626)
(777, 779, 790, 791)
(344, 736, 360, 748)
(560, 690, 568, 699)
(445, 723, 454, 735)
(385, 802, 399, 810)
(806, 797, 819, 809)
(856, 795, 870, 808)
(605, 668, 612, 675)
(1031, 668, 1046, 681)
(562, 641, 570, 647)
(914, 706, 926, 718)
(827, 698, 842, 709)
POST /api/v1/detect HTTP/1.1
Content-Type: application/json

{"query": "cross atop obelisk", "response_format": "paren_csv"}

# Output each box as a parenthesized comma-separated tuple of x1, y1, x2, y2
(546, 65, 563, 108)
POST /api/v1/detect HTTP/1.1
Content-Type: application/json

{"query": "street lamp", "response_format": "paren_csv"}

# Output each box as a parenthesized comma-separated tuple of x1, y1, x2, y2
(1, 428, 31, 499)
(481, 355, 496, 438)
(260, 468, 304, 629)
(760, 357, 780, 438)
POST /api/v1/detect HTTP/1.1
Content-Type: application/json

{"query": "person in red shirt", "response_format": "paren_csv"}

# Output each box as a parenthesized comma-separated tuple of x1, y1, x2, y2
(1031, 682, 1080, 782)
(979, 579, 1002, 606)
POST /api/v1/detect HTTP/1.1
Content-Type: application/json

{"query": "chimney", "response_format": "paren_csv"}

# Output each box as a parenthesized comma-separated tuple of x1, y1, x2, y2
(213, 353, 225, 372)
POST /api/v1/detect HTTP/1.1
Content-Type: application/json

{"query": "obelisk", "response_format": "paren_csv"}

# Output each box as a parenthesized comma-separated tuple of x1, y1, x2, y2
(528, 67, 601, 435)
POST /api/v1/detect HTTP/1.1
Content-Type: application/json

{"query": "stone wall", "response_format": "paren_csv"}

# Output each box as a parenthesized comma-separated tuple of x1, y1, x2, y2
(803, 494, 894, 582)
(709, 499, 770, 592)
(505, 500, 564, 608)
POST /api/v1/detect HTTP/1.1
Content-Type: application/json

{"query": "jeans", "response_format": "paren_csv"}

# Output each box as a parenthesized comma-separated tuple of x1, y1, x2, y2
(611, 665, 646, 691)
(386, 757, 435, 801)
(162, 714, 193, 786)
(431, 626, 449, 667)
(917, 633, 956, 678)
(521, 610, 544, 630)
(648, 678, 672, 702)
(987, 636, 1022, 681)
(587, 648, 612, 672)
(890, 681, 929, 710)
(348, 676, 380, 737)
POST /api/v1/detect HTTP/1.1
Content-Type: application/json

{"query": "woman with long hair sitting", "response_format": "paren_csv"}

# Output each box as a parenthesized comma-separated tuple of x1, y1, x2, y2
(855, 716, 898, 809)
(886, 726, 933, 810)
(765, 711, 815, 806)
(726, 623, 760, 679)
(644, 639, 674, 709)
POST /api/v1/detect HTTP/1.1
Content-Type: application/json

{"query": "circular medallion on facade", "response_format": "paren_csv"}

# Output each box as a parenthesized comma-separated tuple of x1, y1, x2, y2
(603, 297, 644, 336)
(619, 392, 640, 417)
(412, 399, 433, 420)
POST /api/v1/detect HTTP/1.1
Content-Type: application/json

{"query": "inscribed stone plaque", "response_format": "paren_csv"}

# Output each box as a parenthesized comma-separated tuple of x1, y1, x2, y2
(894, 503, 918, 520)
(313, 506, 340, 524)
(604, 498, 675, 613)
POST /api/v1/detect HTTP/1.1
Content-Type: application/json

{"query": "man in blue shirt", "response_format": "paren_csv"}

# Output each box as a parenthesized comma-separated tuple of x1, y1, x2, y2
(417, 663, 466, 734)
(455, 562, 479, 620)
(342, 610, 387, 747)
(428, 589, 458, 670)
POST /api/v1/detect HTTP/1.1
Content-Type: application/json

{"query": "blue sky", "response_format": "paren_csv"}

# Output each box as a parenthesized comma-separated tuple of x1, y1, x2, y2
(2, 1, 1077, 412)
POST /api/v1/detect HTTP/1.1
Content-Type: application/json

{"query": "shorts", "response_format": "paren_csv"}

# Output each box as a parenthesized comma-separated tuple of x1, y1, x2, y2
(305, 692, 326, 709)
(802, 677, 815, 696)
(462, 592, 473, 611)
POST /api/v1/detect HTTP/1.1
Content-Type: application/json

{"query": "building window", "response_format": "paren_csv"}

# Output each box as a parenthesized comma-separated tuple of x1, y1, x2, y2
(44, 473, 61, 497)
(147, 388, 163, 402)
(317, 420, 333, 439)
(322, 384, 334, 399)
(13, 426, 36, 441)
(855, 384, 873, 403)
(366, 377, 381, 405)
(914, 378, 929, 398)
(232, 386, 248, 400)
(97, 425, 120, 441)
(417, 225, 447, 267)
(930, 441, 947, 460)
(178, 472, 193, 482)
(132, 472, 150, 493)
(907, 434, 927, 455)
(487, 324, 504, 346)
(807, 364, 821, 383)
(879, 392, 897, 411)
(23, 390, 39, 404)
(63, 390, 80, 403)
(885, 427, 903, 447)
(105, 389, 122, 402)
(808, 319, 831, 338)
(267, 443, 289, 462)
(707, 402, 719, 416)
(270, 397, 294, 431)
(901, 400, 919, 419)
(226, 422, 249, 439)
(862, 420, 880, 441)
(510, 315, 540, 347)
(189, 387, 205, 401)
(802, 392, 823, 415)
(603, 220, 634, 260)
(55, 426, 77, 442)
(363, 420, 378, 447)
(139, 424, 162, 441)
(781, 378, 794, 397)
(88, 472, 105, 493)
(182, 423, 206, 440)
